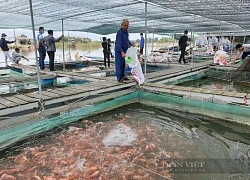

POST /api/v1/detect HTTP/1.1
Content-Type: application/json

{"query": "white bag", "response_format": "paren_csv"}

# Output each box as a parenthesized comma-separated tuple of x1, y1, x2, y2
(214, 50, 228, 65)
(125, 47, 145, 85)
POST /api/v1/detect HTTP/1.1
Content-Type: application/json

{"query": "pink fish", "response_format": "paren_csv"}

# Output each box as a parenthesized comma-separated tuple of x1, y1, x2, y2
(32, 176, 41, 180)
(89, 171, 100, 178)
(0, 169, 19, 177)
(0, 174, 16, 180)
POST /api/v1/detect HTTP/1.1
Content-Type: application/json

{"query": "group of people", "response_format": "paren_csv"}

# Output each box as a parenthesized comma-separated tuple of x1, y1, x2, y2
(2, 19, 248, 83)
(178, 31, 250, 64)
(114, 20, 250, 84)
(0, 33, 29, 64)
(37, 27, 64, 71)
(0, 27, 64, 71)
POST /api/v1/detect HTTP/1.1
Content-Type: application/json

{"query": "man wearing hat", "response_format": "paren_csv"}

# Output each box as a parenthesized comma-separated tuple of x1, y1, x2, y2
(0, 33, 15, 65)
(139, 33, 144, 55)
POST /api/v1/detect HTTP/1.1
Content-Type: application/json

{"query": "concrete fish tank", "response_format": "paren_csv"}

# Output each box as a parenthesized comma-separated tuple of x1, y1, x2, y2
(0, 92, 250, 180)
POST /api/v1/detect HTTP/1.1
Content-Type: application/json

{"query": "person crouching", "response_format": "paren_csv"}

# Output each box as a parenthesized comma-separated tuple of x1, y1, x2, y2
(12, 48, 29, 64)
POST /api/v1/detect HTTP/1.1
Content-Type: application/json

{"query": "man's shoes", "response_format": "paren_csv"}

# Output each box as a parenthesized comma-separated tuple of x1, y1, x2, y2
(118, 77, 129, 83)
(50, 69, 56, 71)
(123, 77, 129, 80)
(184, 60, 188, 64)
(119, 79, 129, 83)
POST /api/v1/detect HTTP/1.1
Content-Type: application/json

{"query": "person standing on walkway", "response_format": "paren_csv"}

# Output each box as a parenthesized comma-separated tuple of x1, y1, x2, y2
(115, 19, 134, 83)
(0, 33, 15, 65)
(139, 33, 144, 55)
(43, 30, 64, 71)
(101, 37, 111, 68)
(178, 30, 189, 64)
(37, 27, 46, 70)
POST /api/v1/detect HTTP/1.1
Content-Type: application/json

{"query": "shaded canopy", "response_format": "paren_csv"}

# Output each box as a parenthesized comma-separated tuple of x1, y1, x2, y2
(0, 0, 249, 35)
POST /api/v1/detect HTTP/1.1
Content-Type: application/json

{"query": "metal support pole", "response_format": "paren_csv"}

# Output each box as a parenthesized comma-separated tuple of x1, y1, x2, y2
(229, 32, 232, 61)
(152, 28, 155, 51)
(68, 31, 71, 61)
(172, 31, 175, 55)
(106, 35, 108, 67)
(13, 29, 17, 48)
(243, 30, 246, 44)
(219, 22, 222, 49)
(230, 26, 235, 61)
(208, 31, 210, 46)
(190, 31, 193, 56)
(191, 14, 195, 67)
(144, 2, 148, 76)
(28, 0, 43, 108)
(62, 19, 65, 70)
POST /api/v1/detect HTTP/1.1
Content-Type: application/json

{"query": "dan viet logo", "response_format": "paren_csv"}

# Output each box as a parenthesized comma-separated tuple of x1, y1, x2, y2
(168, 160, 206, 173)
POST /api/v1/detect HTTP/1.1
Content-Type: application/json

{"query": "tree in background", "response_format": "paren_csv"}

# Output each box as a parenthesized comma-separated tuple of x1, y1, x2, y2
(157, 37, 176, 43)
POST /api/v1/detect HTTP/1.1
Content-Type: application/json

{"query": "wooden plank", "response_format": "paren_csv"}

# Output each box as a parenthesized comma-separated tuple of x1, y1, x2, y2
(190, 88, 204, 93)
(46, 88, 72, 96)
(42, 91, 62, 98)
(210, 90, 225, 95)
(0, 103, 7, 110)
(72, 84, 102, 91)
(47, 90, 69, 96)
(25, 93, 51, 100)
(53, 87, 83, 94)
(222, 91, 237, 97)
(201, 89, 213, 94)
(180, 87, 194, 91)
(14, 94, 38, 103)
(172, 86, 185, 90)
(3, 96, 29, 105)
(0, 97, 18, 107)
(233, 93, 247, 98)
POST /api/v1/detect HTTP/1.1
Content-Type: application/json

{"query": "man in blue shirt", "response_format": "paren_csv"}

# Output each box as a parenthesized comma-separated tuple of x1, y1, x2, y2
(140, 33, 144, 54)
(115, 19, 134, 83)
(37, 27, 46, 70)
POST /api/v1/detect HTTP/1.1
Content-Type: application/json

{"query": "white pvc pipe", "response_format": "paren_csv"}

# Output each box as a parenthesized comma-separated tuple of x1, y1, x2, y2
(144, 2, 148, 77)
(152, 28, 154, 51)
(68, 31, 71, 58)
(243, 30, 246, 44)
(28, 0, 43, 107)
(230, 26, 235, 61)
(219, 22, 222, 49)
(191, 14, 195, 68)
(13, 29, 17, 47)
(172, 31, 175, 55)
(229, 32, 233, 61)
(62, 19, 65, 70)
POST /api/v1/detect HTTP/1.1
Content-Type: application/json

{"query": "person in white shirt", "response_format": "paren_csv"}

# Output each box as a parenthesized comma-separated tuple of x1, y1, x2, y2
(233, 44, 250, 64)
(12, 48, 29, 64)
